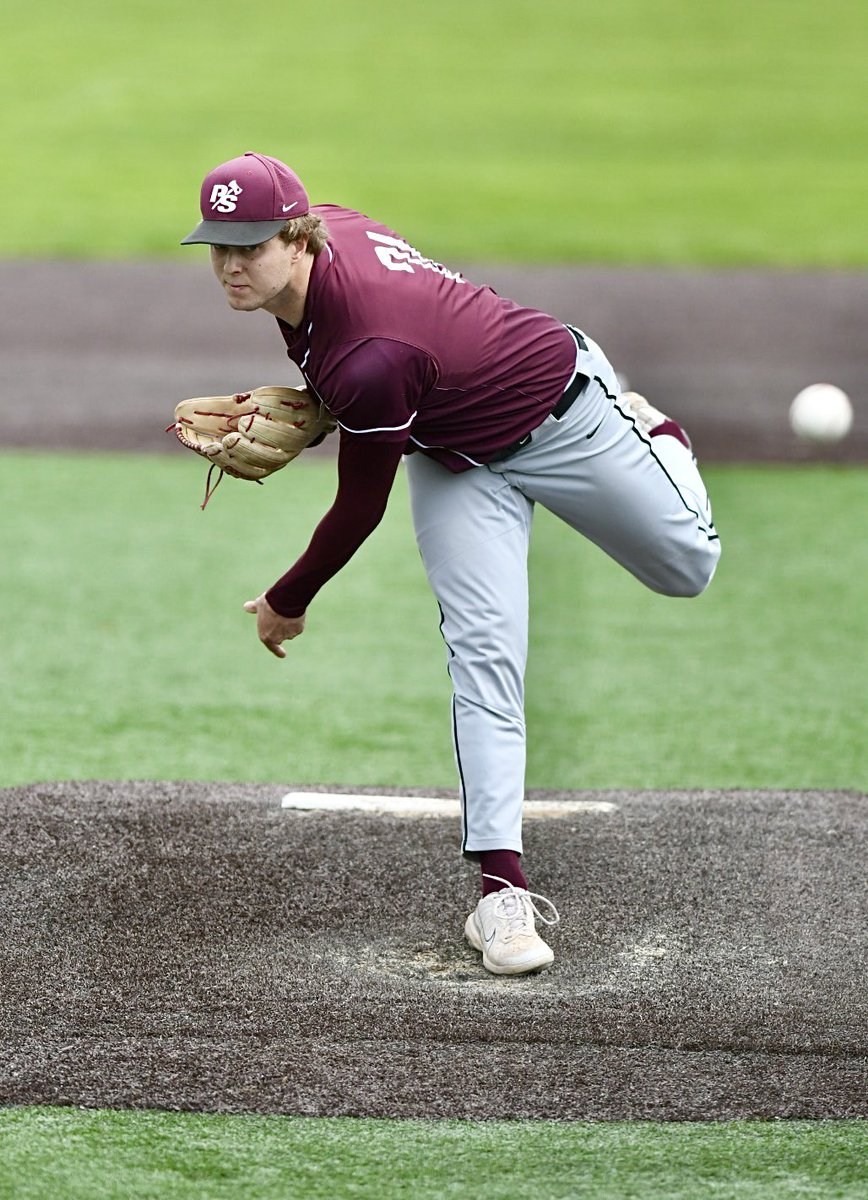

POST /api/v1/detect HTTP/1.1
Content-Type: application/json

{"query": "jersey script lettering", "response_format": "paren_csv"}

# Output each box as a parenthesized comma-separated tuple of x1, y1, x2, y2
(365, 230, 466, 283)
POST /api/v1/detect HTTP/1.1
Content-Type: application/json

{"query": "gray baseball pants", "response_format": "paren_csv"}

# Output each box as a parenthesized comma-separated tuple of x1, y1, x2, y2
(405, 328, 721, 856)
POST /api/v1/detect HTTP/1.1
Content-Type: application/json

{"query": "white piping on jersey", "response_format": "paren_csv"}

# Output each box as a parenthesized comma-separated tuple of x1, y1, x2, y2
(338, 411, 418, 435)
(299, 321, 315, 371)
(408, 434, 484, 467)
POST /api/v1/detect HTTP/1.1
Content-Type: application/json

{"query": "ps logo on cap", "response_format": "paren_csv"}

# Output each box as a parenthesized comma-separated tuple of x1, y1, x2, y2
(210, 180, 243, 214)
(181, 152, 310, 247)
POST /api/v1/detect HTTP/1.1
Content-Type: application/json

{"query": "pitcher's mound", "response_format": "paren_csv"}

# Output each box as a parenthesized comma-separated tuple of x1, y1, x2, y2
(1, 780, 864, 1119)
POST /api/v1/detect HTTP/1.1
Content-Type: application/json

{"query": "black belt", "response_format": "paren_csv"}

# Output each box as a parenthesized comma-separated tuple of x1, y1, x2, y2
(489, 326, 589, 462)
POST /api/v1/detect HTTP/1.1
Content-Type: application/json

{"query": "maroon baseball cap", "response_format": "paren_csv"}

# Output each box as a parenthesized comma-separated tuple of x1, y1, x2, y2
(181, 152, 310, 246)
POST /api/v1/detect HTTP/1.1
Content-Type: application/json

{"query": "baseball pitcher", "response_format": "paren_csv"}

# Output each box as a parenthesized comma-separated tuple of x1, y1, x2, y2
(176, 152, 721, 975)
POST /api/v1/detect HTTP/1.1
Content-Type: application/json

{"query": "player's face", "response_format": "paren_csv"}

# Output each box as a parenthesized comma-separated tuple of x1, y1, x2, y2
(210, 236, 299, 313)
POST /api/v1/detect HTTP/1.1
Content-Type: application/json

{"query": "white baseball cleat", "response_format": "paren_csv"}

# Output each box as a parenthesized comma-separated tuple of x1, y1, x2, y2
(621, 390, 670, 435)
(622, 390, 692, 450)
(464, 875, 560, 975)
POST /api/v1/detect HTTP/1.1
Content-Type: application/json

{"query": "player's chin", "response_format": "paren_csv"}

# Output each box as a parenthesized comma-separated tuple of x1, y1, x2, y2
(224, 287, 260, 310)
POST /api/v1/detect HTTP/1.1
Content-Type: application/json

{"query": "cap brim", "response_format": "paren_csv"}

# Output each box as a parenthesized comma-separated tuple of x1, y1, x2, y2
(180, 219, 287, 246)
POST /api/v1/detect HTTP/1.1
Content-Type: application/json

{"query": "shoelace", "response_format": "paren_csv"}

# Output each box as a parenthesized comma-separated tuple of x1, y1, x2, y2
(482, 873, 560, 935)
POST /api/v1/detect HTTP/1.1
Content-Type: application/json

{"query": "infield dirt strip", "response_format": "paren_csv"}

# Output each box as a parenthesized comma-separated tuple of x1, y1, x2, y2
(1, 261, 867, 460)
(1, 782, 865, 1120)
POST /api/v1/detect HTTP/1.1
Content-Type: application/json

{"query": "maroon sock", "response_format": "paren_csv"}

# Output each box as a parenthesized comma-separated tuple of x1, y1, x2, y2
(650, 419, 691, 450)
(480, 850, 528, 896)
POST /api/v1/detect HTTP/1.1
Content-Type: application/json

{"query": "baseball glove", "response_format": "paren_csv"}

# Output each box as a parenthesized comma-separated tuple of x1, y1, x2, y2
(169, 386, 335, 507)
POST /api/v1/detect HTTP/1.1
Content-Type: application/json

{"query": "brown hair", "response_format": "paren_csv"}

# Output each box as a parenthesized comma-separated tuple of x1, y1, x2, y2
(279, 213, 329, 256)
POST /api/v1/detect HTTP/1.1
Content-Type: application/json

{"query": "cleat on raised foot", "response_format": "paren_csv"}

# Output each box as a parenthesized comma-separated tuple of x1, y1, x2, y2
(465, 874, 560, 976)
(622, 390, 692, 451)
(621, 390, 670, 435)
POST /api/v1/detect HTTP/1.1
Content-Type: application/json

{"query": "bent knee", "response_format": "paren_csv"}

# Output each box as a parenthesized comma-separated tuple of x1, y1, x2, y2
(649, 539, 721, 598)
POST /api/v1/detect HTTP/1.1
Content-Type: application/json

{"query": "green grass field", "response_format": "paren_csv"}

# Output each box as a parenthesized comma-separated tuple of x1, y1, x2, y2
(3, 0, 866, 1193)
(2, 0, 867, 264)
(1, 1109, 865, 1200)
(1, 455, 865, 791)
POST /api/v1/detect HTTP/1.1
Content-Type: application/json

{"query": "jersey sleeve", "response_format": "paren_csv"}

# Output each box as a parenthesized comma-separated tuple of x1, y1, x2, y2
(318, 337, 436, 441)
(265, 430, 406, 617)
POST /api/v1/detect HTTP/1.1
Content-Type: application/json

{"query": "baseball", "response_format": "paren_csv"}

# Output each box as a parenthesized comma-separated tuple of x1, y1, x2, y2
(789, 383, 853, 444)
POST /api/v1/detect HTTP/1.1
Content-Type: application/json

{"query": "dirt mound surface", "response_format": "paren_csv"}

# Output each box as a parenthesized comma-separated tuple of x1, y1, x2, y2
(1, 781, 864, 1119)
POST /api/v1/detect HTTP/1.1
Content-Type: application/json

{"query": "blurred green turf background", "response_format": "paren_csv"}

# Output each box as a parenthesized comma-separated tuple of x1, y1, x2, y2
(3, 0, 867, 264)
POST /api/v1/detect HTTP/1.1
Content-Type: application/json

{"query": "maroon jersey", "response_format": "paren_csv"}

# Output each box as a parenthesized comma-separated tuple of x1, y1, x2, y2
(277, 206, 578, 470)
(266, 207, 581, 618)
